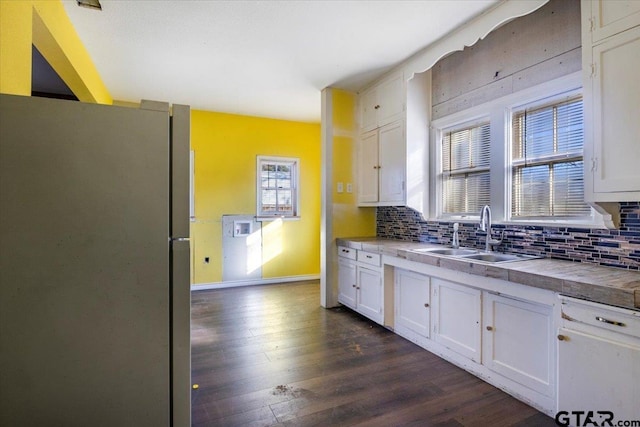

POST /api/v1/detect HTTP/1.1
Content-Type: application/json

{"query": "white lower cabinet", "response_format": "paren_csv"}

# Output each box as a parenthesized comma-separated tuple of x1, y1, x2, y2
(356, 265, 383, 324)
(432, 278, 482, 363)
(557, 297, 640, 421)
(337, 248, 383, 324)
(482, 293, 555, 397)
(394, 269, 430, 340)
(337, 257, 357, 309)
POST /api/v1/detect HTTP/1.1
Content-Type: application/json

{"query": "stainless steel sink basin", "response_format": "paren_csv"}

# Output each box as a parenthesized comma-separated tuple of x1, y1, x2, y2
(459, 253, 540, 263)
(417, 248, 479, 256)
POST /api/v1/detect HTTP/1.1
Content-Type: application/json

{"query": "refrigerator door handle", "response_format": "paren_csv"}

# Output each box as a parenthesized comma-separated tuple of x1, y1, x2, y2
(170, 237, 190, 242)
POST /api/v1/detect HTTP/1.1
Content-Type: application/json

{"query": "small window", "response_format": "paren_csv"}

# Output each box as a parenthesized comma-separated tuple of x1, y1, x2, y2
(440, 121, 491, 217)
(257, 156, 299, 218)
(511, 96, 590, 220)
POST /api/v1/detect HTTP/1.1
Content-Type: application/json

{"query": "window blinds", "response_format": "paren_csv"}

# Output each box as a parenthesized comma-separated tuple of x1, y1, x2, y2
(442, 122, 491, 216)
(511, 97, 590, 218)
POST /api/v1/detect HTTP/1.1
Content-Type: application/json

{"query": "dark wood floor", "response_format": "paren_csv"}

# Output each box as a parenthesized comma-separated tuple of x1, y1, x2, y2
(191, 280, 556, 427)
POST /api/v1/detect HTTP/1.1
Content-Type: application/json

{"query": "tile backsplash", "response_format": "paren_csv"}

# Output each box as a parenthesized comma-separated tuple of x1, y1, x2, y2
(376, 203, 640, 270)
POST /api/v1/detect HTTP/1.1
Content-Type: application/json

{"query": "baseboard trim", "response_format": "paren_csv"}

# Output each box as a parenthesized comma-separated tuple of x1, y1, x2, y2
(191, 274, 320, 291)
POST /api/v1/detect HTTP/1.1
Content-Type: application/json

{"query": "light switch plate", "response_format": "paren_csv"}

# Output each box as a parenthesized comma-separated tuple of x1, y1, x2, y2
(346, 183, 353, 193)
(337, 182, 344, 193)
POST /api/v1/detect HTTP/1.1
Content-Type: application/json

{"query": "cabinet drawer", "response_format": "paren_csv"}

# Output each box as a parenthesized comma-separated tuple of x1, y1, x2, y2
(337, 246, 357, 260)
(357, 251, 381, 266)
(561, 296, 640, 338)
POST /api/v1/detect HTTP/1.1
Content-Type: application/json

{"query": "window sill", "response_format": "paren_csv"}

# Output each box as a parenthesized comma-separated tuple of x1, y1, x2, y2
(256, 216, 300, 222)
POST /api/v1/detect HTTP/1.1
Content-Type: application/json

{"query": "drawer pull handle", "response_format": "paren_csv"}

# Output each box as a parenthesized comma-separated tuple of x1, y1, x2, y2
(557, 334, 567, 341)
(366, 255, 372, 259)
(595, 316, 625, 327)
(486, 326, 493, 331)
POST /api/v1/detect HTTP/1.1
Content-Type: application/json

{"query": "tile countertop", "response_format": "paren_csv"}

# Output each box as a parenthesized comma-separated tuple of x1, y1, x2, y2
(336, 237, 640, 310)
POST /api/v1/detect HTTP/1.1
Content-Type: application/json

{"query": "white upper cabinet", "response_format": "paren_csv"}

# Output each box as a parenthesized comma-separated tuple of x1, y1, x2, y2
(582, 0, 640, 201)
(359, 71, 404, 132)
(588, 0, 640, 43)
(358, 121, 406, 206)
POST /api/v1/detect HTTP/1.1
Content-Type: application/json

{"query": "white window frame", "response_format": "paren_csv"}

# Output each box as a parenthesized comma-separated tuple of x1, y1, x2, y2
(507, 92, 591, 223)
(429, 72, 606, 228)
(436, 117, 491, 220)
(256, 156, 300, 220)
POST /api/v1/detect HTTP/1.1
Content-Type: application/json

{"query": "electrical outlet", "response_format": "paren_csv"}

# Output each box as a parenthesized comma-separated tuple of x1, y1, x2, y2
(346, 183, 353, 193)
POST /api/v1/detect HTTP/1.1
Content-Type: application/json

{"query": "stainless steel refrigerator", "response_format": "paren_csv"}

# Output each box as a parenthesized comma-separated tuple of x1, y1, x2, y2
(0, 94, 191, 427)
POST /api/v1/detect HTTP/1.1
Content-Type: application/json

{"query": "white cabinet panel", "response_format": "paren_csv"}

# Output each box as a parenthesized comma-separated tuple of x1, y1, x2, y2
(590, 26, 640, 194)
(432, 278, 481, 363)
(337, 250, 383, 325)
(557, 328, 640, 420)
(378, 121, 405, 204)
(583, 0, 640, 202)
(359, 72, 404, 132)
(395, 269, 430, 338)
(588, 0, 640, 43)
(483, 293, 554, 397)
(358, 121, 405, 206)
(357, 266, 383, 324)
(337, 257, 357, 309)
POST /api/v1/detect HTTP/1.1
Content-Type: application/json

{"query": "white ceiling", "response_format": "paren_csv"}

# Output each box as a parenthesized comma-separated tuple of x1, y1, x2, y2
(62, 0, 499, 122)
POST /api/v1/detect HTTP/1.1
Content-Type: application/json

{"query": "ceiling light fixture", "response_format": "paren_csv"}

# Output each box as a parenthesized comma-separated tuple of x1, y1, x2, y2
(77, 0, 102, 10)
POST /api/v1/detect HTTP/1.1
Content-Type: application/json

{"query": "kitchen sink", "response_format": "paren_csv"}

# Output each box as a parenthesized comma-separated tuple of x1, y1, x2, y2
(459, 253, 540, 263)
(415, 248, 479, 256)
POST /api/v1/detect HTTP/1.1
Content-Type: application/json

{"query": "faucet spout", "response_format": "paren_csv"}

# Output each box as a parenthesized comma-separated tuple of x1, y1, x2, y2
(479, 205, 492, 252)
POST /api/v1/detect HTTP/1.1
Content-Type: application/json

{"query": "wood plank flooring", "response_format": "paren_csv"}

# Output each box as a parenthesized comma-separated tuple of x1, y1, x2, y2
(191, 280, 556, 426)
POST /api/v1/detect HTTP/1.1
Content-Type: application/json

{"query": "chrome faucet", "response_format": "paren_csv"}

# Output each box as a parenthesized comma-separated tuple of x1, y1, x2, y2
(479, 205, 502, 252)
(451, 222, 460, 249)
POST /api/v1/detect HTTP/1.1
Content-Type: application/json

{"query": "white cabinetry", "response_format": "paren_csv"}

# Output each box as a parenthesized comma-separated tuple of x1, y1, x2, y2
(582, 0, 640, 201)
(482, 293, 555, 397)
(557, 296, 640, 420)
(358, 121, 405, 205)
(360, 72, 404, 132)
(337, 256, 357, 309)
(337, 247, 384, 324)
(431, 278, 482, 363)
(394, 269, 430, 342)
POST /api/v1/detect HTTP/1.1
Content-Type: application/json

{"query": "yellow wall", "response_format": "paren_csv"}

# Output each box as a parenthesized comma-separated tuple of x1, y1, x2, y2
(330, 89, 376, 238)
(191, 110, 321, 284)
(0, 0, 111, 103)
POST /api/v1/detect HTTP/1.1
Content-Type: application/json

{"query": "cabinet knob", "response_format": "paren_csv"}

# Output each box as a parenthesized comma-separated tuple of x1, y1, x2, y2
(424, 303, 429, 308)
(374, 104, 380, 109)
(352, 284, 356, 288)
(486, 326, 493, 331)
(557, 334, 567, 341)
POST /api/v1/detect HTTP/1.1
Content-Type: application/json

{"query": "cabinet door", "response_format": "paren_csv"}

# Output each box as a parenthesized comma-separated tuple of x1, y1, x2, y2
(588, 0, 640, 43)
(395, 269, 430, 338)
(432, 278, 481, 362)
(558, 328, 640, 420)
(358, 130, 379, 203)
(482, 293, 554, 397)
(337, 258, 357, 309)
(378, 121, 405, 204)
(360, 88, 378, 132)
(590, 26, 640, 195)
(357, 266, 383, 324)
(376, 73, 404, 127)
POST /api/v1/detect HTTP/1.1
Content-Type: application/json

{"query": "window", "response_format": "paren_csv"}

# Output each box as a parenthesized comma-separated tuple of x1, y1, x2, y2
(257, 156, 299, 218)
(440, 121, 491, 217)
(510, 96, 591, 219)
(430, 73, 604, 227)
